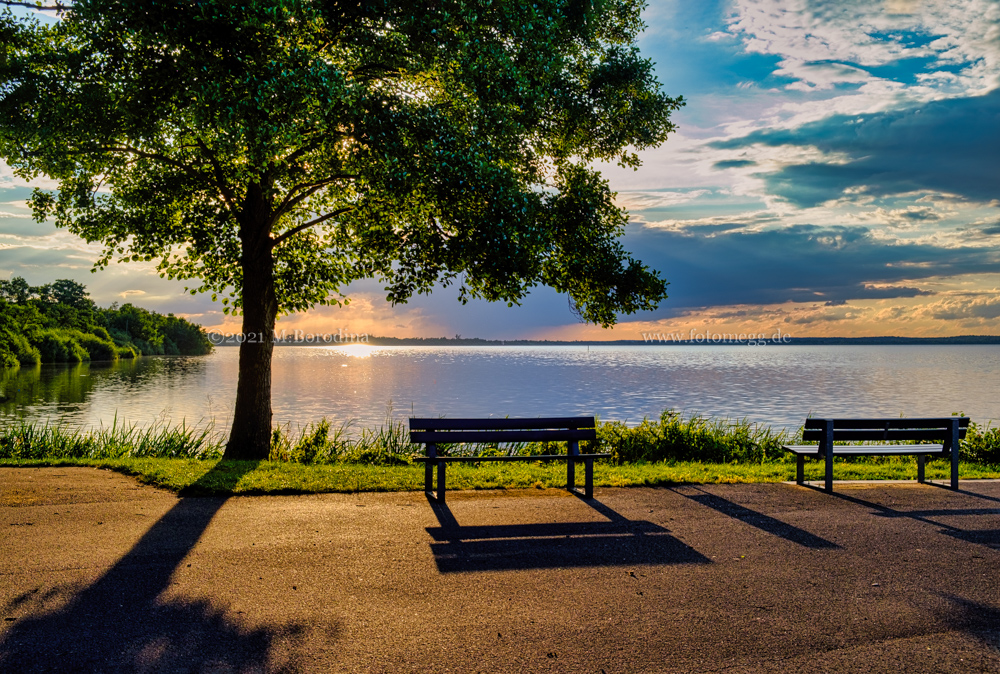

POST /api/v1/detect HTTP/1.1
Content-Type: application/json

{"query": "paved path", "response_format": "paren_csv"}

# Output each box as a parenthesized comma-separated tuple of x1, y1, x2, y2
(1, 467, 999, 672)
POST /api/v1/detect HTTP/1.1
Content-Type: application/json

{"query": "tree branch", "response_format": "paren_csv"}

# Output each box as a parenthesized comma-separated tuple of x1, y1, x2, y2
(271, 207, 354, 248)
(102, 145, 206, 179)
(194, 137, 239, 213)
(272, 175, 357, 223)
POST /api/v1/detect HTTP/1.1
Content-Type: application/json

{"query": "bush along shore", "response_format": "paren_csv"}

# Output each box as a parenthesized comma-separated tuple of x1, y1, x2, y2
(0, 276, 212, 369)
(2, 411, 998, 495)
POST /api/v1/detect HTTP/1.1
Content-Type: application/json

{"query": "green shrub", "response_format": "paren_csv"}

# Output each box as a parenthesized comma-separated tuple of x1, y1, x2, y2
(90, 326, 112, 341)
(588, 410, 790, 464)
(5, 332, 41, 366)
(116, 344, 139, 359)
(36, 329, 89, 363)
(71, 331, 118, 361)
(961, 421, 1000, 465)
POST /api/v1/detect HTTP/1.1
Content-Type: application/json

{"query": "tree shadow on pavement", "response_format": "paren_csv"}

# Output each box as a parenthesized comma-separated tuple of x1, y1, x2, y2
(425, 495, 709, 573)
(673, 486, 840, 549)
(832, 490, 1000, 551)
(0, 460, 316, 672)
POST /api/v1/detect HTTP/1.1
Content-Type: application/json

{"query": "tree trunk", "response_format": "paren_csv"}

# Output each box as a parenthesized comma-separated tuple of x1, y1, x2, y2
(224, 202, 277, 460)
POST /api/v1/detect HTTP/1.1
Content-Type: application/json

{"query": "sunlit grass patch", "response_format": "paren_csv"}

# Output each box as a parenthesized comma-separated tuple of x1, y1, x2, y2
(2, 456, 997, 496)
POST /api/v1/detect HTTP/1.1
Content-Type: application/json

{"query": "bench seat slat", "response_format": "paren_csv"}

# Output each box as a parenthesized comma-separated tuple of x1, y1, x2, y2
(409, 417, 595, 431)
(411, 429, 597, 443)
(413, 453, 612, 463)
(801, 429, 965, 442)
(783, 444, 944, 456)
(803, 418, 969, 430)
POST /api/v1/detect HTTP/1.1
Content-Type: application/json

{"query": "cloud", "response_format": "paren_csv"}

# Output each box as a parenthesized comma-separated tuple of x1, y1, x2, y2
(851, 205, 945, 228)
(613, 190, 711, 211)
(925, 294, 1000, 320)
(725, 0, 1000, 95)
(642, 210, 780, 234)
(711, 90, 1000, 207)
(624, 222, 1000, 313)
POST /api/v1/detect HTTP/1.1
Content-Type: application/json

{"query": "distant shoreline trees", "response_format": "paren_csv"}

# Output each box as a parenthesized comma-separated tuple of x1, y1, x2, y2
(0, 277, 212, 368)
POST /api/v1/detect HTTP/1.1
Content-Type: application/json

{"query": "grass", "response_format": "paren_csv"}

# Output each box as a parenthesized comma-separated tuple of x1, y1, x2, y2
(3, 409, 999, 495)
(2, 455, 998, 496)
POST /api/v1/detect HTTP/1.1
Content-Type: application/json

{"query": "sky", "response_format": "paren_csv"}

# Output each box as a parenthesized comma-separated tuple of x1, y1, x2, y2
(2, 0, 999, 340)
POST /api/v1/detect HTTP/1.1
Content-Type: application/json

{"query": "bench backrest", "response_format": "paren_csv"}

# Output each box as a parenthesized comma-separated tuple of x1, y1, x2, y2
(409, 417, 597, 444)
(802, 418, 969, 443)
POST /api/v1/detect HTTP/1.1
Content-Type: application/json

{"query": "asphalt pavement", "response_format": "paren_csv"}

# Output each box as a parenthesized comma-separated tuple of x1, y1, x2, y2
(1, 467, 999, 673)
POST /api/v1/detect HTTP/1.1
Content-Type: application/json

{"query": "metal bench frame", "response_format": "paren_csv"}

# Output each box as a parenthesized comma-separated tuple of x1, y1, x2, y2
(409, 417, 610, 502)
(783, 417, 969, 493)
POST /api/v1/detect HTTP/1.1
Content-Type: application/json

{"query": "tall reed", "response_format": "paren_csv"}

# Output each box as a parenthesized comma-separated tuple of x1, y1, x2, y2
(0, 416, 223, 460)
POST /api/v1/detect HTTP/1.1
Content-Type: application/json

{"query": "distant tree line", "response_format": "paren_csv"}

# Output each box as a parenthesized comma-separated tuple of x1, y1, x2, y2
(0, 277, 212, 368)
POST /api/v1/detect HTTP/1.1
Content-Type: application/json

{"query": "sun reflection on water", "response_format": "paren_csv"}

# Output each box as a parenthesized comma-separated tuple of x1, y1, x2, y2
(321, 343, 380, 359)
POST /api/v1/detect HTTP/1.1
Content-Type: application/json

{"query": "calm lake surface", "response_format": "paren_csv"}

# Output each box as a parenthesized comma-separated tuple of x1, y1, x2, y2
(1, 345, 998, 433)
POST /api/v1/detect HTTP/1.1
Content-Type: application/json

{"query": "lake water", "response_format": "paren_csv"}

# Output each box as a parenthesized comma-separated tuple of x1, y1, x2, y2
(1, 344, 998, 433)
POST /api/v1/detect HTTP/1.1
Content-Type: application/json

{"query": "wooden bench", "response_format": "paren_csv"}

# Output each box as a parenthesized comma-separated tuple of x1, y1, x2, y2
(409, 417, 610, 502)
(783, 417, 969, 493)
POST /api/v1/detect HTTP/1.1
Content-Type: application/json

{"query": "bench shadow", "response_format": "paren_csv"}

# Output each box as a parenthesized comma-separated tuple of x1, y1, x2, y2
(831, 490, 1000, 551)
(925, 481, 1000, 504)
(0, 460, 317, 672)
(674, 487, 840, 549)
(425, 495, 710, 573)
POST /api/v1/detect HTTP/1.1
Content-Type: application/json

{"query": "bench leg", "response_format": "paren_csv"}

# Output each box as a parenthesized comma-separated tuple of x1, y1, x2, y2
(425, 461, 433, 495)
(585, 458, 594, 499)
(917, 455, 925, 483)
(821, 420, 834, 494)
(796, 456, 804, 485)
(567, 457, 575, 493)
(437, 461, 446, 503)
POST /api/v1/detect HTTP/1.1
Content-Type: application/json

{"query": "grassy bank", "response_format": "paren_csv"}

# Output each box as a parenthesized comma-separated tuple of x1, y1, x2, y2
(2, 411, 999, 495)
(3, 457, 999, 496)
(3, 410, 999, 465)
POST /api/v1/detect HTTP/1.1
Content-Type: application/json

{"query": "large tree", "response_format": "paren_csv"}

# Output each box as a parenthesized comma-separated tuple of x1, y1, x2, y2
(0, 0, 682, 459)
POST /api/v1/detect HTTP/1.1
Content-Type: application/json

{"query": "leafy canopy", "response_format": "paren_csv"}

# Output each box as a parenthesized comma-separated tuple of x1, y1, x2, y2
(0, 0, 681, 326)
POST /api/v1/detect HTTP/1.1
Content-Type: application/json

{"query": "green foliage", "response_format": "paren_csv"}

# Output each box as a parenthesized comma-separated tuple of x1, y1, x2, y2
(116, 343, 139, 360)
(961, 420, 1000, 465)
(270, 413, 414, 466)
(71, 330, 118, 361)
(0, 0, 679, 321)
(0, 276, 211, 367)
(0, 302, 41, 367)
(590, 410, 792, 464)
(35, 328, 90, 363)
(0, 417, 224, 460)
